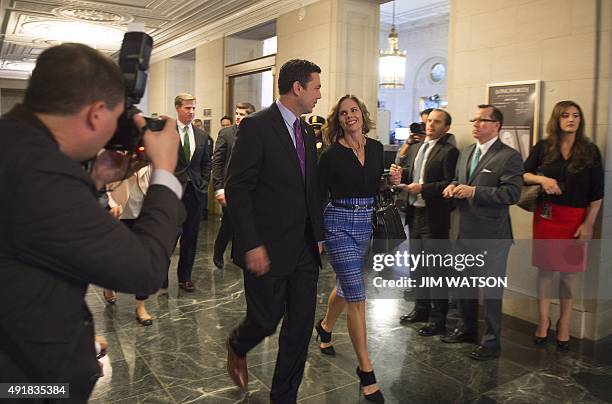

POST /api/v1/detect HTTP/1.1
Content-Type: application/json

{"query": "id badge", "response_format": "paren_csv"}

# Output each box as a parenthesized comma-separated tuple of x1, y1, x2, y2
(540, 201, 552, 219)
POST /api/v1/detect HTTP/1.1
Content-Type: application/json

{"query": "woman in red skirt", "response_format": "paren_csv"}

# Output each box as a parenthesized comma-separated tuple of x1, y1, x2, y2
(523, 100, 603, 351)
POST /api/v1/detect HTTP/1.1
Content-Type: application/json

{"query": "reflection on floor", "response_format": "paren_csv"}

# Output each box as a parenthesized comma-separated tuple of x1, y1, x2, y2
(88, 219, 612, 403)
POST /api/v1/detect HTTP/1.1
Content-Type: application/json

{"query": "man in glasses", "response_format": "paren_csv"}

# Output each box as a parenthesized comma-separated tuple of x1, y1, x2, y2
(441, 104, 523, 361)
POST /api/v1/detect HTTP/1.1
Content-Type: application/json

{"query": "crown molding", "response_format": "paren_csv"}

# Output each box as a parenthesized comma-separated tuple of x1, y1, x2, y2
(150, 0, 319, 63)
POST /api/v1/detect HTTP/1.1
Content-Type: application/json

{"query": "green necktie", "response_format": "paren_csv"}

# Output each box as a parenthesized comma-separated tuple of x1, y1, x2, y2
(183, 126, 191, 161)
(468, 146, 481, 177)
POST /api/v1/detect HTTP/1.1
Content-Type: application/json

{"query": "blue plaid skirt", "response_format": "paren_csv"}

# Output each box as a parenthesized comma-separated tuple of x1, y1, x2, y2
(324, 197, 374, 302)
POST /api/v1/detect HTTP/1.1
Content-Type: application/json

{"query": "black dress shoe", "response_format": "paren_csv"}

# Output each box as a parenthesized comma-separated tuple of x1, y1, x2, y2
(440, 328, 477, 344)
(213, 254, 224, 269)
(178, 281, 196, 292)
(418, 323, 445, 337)
(399, 310, 429, 324)
(470, 345, 500, 361)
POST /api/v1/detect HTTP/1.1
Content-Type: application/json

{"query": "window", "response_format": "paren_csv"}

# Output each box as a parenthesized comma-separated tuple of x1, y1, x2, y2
(430, 63, 446, 83)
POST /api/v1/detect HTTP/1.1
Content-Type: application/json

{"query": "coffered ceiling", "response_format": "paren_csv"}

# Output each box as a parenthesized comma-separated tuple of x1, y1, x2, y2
(0, 0, 320, 78)
(0, 0, 443, 79)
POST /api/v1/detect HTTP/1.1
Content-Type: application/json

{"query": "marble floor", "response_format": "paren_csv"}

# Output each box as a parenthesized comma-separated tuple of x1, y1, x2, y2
(88, 218, 612, 404)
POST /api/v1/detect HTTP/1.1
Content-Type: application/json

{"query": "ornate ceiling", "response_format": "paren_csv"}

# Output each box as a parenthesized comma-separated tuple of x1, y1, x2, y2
(0, 0, 320, 78)
(0, 0, 443, 79)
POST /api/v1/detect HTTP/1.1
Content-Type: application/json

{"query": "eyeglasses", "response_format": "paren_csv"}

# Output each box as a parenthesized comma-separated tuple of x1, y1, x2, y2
(469, 118, 498, 123)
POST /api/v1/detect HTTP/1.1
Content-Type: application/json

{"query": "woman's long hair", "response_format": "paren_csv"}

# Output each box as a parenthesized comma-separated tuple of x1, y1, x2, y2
(543, 100, 595, 173)
(322, 94, 375, 145)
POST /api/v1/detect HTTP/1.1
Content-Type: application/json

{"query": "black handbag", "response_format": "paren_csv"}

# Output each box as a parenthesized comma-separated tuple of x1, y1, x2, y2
(372, 189, 407, 253)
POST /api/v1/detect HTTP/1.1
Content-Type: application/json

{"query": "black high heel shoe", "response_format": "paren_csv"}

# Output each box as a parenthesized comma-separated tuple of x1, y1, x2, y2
(315, 319, 336, 356)
(555, 319, 570, 352)
(533, 317, 551, 346)
(356, 367, 384, 403)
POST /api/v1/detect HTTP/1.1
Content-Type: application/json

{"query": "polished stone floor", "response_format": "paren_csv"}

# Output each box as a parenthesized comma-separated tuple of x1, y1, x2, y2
(88, 218, 612, 403)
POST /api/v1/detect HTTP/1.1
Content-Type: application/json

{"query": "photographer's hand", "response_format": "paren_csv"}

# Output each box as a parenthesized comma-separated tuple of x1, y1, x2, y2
(138, 115, 179, 172)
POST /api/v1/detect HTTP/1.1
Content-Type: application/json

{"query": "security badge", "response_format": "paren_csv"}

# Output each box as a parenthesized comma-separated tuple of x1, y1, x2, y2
(540, 200, 552, 219)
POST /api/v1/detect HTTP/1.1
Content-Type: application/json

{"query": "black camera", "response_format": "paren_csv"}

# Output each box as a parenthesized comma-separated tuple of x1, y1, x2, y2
(409, 122, 425, 135)
(105, 31, 165, 154)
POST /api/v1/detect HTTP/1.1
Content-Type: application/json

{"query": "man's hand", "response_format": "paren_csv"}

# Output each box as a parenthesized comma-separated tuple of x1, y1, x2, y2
(405, 182, 422, 195)
(318, 241, 324, 255)
(442, 184, 456, 198)
(389, 164, 402, 185)
(245, 246, 270, 277)
(91, 150, 132, 190)
(452, 184, 476, 199)
(216, 193, 227, 207)
(138, 115, 179, 172)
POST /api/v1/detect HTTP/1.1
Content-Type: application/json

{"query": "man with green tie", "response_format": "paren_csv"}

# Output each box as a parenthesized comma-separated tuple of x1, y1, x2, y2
(168, 93, 212, 292)
(440, 104, 523, 360)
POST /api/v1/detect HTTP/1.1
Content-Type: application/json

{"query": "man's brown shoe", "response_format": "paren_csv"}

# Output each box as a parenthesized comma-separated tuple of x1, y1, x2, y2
(178, 281, 196, 292)
(226, 338, 248, 390)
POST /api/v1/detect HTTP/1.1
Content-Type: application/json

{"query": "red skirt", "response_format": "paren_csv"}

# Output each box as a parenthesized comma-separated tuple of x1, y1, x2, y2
(532, 202, 588, 273)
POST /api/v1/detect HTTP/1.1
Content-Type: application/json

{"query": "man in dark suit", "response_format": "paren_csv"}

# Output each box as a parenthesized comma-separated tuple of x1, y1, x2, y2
(0, 43, 184, 402)
(168, 93, 212, 292)
(441, 104, 523, 360)
(211, 102, 256, 268)
(225, 59, 324, 403)
(396, 108, 459, 336)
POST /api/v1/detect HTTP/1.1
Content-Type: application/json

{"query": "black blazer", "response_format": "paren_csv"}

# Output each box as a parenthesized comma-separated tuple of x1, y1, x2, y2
(402, 135, 459, 237)
(225, 103, 324, 275)
(0, 105, 184, 396)
(212, 124, 238, 192)
(174, 124, 212, 200)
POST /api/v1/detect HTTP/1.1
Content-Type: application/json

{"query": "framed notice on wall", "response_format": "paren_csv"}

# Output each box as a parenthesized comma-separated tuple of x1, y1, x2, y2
(487, 80, 541, 161)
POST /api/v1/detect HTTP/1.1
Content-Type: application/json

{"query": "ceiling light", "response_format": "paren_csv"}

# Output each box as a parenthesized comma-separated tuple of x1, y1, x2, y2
(379, 1, 406, 89)
(0, 60, 35, 72)
(21, 20, 125, 50)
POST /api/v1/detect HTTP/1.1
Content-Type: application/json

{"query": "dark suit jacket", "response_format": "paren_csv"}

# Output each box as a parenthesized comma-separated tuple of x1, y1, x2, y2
(453, 138, 523, 239)
(402, 135, 459, 237)
(212, 124, 238, 192)
(0, 105, 184, 396)
(225, 103, 324, 275)
(174, 124, 212, 201)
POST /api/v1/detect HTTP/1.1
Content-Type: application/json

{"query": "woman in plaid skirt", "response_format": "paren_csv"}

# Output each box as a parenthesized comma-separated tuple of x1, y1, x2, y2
(316, 94, 400, 403)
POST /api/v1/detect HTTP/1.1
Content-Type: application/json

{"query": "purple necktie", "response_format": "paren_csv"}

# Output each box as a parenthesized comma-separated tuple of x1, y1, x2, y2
(293, 118, 306, 177)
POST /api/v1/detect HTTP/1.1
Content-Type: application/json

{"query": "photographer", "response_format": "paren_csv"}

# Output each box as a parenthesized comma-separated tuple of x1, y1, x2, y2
(394, 108, 432, 169)
(0, 43, 184, 402)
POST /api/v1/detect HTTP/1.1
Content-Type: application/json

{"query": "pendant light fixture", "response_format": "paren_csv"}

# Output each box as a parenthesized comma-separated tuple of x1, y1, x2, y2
(379, 1, 406, 89)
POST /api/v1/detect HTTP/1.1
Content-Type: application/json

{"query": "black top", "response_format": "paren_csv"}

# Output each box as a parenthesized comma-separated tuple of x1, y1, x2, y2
(524, 140, 604, 208)
(318, 137, 384, 202)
